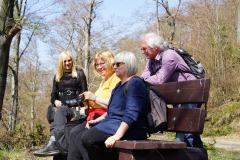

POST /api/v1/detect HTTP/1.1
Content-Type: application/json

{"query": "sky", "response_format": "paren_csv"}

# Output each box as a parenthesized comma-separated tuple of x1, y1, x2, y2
(35, 0, 182, 68)
(101, 0, 181, 18)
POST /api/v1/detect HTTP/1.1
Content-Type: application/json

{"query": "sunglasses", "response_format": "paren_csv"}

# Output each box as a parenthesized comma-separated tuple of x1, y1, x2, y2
(112, 62, 125, 67)
(64, 59, 72, 63)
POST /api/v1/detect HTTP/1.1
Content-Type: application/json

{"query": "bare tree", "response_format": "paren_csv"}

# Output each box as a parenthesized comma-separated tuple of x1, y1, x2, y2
(156, 0, 181, 46)
(0, 0, 22, 119)
(237, 2, 240, 44)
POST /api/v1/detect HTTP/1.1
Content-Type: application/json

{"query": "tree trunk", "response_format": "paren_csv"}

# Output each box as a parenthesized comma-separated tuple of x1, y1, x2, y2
(237, 3, 240, 45)
(84, 0, 94, 82)
(0, 37, 11, 120)
(8, 32, 20, 131)
(156, 0, 160, 35)
(0, 0, 21, 119)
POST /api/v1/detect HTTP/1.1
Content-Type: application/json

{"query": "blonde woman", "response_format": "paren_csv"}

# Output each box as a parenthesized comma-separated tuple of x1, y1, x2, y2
(67, 49, 120, 160)
(33, 51, 88, 157)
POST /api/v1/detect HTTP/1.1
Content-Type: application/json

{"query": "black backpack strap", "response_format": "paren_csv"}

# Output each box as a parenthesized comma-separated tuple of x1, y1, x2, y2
(76, 68, 82, 94)
(124, 76, 140, 98)
(151, 56, 162, 76)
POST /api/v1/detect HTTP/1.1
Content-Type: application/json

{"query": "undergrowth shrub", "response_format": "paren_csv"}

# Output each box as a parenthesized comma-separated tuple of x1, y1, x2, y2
(203, 142, 217, 154)
(2, 120, 48, 150)
(203, 102, 240, 136)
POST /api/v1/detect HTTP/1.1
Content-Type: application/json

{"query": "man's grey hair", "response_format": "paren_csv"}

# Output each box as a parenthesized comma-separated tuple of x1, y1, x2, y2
(141, 32, 166, 49)
(114, 51, 138, 77)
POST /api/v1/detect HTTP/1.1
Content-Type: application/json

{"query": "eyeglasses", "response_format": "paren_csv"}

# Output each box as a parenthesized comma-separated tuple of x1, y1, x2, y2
(112, 62, 125, 67)
(95, 62, 106, 68)
(64, 59, 72, 63)
(141, 47, 148, 51)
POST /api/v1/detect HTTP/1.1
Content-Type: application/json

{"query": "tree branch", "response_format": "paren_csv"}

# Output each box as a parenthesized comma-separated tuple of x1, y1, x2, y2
(19, 28, 35, 59)
(6, 23, 22, 41)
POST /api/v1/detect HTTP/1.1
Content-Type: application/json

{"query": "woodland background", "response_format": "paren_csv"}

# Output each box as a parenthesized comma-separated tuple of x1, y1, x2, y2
(0, 0, 240, 157)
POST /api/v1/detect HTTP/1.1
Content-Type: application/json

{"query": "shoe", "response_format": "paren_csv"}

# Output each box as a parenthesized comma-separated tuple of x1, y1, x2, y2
(33, 139, 60, 157)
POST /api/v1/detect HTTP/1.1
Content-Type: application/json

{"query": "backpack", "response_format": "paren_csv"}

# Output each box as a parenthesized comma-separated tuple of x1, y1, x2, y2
(124, 76, 167, 135)
(153, 48, 205, 79)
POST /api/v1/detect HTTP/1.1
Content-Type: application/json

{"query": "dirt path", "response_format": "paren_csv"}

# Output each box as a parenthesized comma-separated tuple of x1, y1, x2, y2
(202, 137, 240, 151)
(150, 133, 240, 151)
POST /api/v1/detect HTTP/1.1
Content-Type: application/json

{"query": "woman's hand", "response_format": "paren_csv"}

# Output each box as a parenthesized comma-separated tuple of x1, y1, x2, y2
(104, 135, 121, 148)
(85, 119, 99, 129)
(105, 122, 129, 148)
(54, 100, 62, 108)
(81, 91, 95, 101)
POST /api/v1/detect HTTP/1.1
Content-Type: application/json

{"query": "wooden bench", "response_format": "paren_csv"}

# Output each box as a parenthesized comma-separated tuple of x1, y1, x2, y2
(114, 78, 210, 160)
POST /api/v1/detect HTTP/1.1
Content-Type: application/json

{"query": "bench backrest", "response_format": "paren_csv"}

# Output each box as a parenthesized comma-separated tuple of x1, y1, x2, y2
(154, 78, 210, 134)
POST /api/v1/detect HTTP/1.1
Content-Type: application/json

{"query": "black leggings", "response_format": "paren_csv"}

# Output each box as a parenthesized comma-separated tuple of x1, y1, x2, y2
(67, 114, 100, 160)
(75, 127, 119, 160)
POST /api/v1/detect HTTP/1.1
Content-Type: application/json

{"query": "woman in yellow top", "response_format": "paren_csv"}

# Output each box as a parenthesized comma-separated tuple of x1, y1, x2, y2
(67, 49, 120, 160)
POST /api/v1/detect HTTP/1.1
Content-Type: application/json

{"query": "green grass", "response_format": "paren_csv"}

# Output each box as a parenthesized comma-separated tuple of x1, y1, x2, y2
(207, 148, 240, 160)
(203, 102, 240, 137)
(0, 147, 52, 160)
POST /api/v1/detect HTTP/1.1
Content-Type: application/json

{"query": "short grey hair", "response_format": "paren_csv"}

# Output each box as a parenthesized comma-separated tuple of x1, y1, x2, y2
(114, 51, 138, 77)
(141, 32, 165, 49)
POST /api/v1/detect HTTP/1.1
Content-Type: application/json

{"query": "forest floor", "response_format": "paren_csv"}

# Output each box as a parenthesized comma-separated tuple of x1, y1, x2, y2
(22, 133, 240, 160)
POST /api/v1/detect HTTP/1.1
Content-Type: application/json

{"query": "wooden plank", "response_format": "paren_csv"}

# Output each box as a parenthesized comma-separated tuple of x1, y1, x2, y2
(155, 78, 210, 105)
(114, 140, 186, 150)
(163, 108, 206, 134)
(118, 148, 208, 160)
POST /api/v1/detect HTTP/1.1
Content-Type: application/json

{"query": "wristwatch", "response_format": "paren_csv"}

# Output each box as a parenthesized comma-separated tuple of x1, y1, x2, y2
(93, 96, 97, 102)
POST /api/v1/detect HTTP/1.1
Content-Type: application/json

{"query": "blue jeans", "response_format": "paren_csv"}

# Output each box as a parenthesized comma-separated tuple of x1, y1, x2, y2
(181, 104, 204, 148)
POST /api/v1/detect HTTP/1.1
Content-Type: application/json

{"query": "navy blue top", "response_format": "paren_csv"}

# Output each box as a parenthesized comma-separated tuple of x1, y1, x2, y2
(94, 78, 150, 140)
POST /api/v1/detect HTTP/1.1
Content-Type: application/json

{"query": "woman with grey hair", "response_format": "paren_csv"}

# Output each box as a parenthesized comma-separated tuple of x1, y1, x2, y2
(74, 51, 150, 160)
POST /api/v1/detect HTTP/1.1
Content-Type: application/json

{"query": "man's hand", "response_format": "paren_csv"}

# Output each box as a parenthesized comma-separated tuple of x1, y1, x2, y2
(105, 135, 120, 148)
(54, 100, 62, 108)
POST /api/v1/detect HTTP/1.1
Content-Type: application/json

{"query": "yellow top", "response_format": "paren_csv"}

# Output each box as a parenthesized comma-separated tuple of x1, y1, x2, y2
(93, 73, 120, 109)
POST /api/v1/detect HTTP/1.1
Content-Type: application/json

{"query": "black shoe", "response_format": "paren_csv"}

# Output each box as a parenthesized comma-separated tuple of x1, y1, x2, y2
(33, 139, 60, 157)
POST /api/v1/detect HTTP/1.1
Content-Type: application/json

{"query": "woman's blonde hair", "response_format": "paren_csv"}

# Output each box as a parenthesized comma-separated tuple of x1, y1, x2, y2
(93, 49, 115, 76)
(56, 51, 77, 82)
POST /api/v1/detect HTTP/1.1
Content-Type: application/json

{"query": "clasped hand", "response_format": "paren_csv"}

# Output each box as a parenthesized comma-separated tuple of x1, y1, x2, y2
(104, 135, 120, 148)
(85, 120, 99, 129)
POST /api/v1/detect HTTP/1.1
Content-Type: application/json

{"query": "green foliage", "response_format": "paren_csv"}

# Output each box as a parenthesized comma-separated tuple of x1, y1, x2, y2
(207, 148, 240, 160)
(2, 120, 48, 150)
(203, 102, 240, 137)
(203, 142, 217, 154)
(29, 120, 48, 146)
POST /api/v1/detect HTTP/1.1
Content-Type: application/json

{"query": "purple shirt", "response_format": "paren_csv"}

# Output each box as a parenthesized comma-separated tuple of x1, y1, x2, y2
(141, 48, 196, 84)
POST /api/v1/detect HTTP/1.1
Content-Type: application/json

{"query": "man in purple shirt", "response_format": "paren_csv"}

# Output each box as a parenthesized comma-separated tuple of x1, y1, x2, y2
(140, 32, 203, 148)
(141, 33, 196, 84)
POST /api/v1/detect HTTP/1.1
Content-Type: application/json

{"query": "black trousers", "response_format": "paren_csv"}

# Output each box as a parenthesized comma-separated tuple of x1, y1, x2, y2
(75, 127, 119, 160)
(67, 114, 101, 160)
(50, 105, 75, 136)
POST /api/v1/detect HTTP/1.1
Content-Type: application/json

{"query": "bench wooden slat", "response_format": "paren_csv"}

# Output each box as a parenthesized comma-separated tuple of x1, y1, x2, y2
(118, 148, 208, 160)
(155, 78, 210, 105)
(114, 140, 186, 150)
(163, 108, 206, 134)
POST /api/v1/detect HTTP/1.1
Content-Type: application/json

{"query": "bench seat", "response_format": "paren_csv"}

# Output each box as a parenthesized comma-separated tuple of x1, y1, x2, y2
(115, 140, 187, 150)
